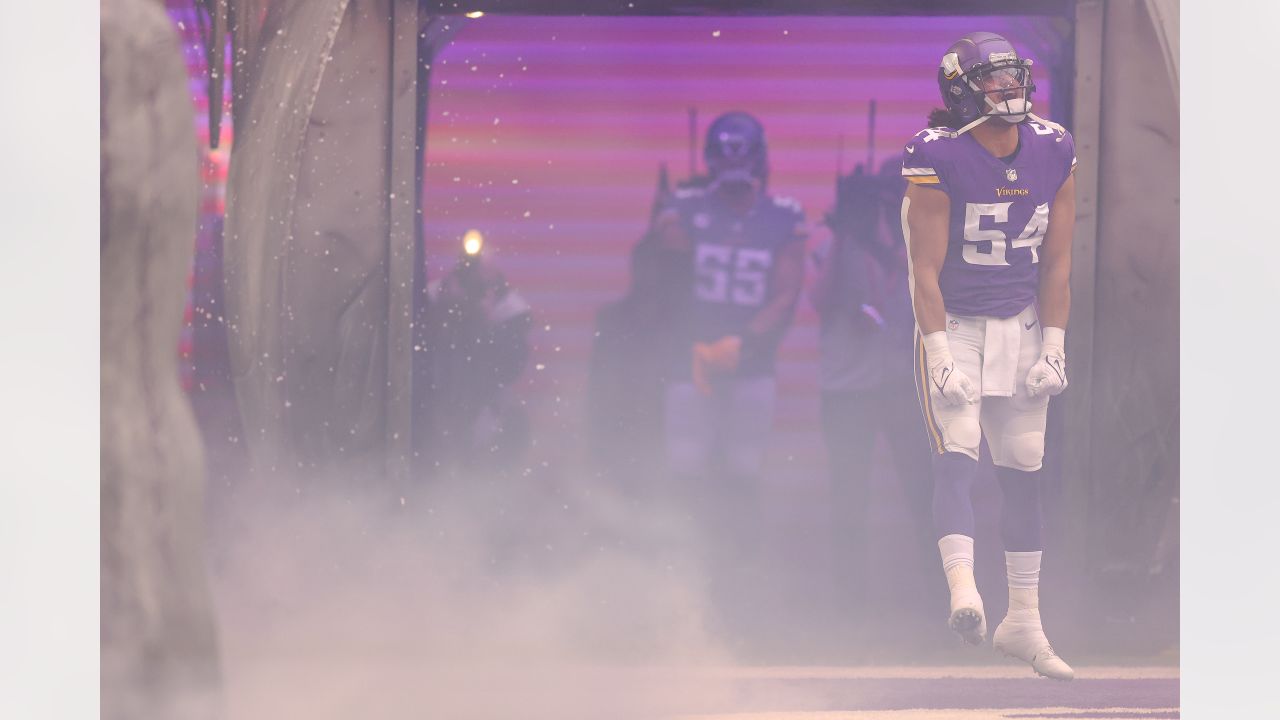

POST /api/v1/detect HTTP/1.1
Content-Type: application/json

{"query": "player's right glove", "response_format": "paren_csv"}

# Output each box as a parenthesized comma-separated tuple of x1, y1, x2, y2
(922, 330, 977, 406)
(1025, 326, 1068, 398)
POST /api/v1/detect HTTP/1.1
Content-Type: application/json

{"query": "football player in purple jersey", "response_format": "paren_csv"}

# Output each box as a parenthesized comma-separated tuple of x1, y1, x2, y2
(900, 32, 1076, 680)
(652, 111, 806, 579)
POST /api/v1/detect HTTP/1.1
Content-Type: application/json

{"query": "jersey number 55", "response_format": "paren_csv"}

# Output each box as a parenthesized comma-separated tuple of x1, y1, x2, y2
(695, 244, 773, 306)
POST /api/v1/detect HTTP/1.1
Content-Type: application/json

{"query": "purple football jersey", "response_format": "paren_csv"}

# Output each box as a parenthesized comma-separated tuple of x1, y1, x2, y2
(901, 120, 1076, 318)
(658, 187, 807, 377)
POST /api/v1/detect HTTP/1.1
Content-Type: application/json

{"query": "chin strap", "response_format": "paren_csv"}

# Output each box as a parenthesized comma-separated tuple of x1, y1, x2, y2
(954, 115, 991, 137)
(954, 107, 1063, 139)
(957, 110, 1055, 138)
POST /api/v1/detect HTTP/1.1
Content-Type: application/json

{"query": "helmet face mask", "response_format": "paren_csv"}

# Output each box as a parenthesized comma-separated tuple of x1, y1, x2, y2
(970, 62, 1033, 122)
(704, 111, 768, 192)
(937, 32, 1036, 126)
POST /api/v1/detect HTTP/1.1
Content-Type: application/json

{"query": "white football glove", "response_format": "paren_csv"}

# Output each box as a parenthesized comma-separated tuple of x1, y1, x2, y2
(923, 330, 977, 406)
(1026, 326, 1068, 398)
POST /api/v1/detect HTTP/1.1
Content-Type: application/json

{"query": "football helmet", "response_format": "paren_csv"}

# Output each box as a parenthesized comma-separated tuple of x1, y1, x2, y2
(703, 111, 768, 189)
(937, 32, 1036, 126)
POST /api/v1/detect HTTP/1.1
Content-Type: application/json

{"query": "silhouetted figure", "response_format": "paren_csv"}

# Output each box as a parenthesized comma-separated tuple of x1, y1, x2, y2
(420, 234, 532, 479)
(813, 162, 936, 630)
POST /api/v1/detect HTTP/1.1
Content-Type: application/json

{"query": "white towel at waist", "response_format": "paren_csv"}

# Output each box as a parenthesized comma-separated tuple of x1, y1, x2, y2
(981, 314, 1022, 397)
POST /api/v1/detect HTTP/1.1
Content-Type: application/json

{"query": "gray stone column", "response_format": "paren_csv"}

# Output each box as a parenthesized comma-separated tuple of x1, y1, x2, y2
(101, 0, 222, 716)
(223, 0, 427, 484)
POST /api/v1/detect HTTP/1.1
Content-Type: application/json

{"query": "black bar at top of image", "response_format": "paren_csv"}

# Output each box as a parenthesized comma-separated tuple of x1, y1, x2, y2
(421, 0, 1074, 18)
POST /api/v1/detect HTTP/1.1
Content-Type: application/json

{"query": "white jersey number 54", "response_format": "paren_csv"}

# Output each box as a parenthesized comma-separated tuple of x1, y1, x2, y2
(962, 202, 1049, 266)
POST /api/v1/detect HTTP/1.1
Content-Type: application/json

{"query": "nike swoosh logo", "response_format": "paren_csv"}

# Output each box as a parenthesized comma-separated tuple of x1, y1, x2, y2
(906, 146, 916, 154)
(1025, 320, 1036, 330)
(935, 366, 951, 392)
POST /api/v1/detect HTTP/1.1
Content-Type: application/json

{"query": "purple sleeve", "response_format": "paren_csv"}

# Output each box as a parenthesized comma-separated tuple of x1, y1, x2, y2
(901, 129, 949, 193)
(1058, 129, 1077, 190)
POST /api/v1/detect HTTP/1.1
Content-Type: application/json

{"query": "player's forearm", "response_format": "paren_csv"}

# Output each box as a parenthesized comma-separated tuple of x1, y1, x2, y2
(747, 290, 800, 340)
(750, 242, 804, 339)
(1037, 261, 1070, 330)
(1037, 173, 1075, 331)
(911, 270, 948, 334)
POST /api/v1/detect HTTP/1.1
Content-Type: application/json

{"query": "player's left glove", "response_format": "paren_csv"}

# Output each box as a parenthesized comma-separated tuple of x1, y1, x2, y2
(1025, 326, 1068, 398)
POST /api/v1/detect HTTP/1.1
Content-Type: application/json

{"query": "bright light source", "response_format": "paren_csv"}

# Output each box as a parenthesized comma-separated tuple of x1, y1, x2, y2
(465, 11, 485, 18)
(463, 229, 484, 256)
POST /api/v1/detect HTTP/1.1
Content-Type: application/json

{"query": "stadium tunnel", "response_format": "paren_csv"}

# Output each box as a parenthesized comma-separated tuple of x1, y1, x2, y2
(103, 0, 1178, 716)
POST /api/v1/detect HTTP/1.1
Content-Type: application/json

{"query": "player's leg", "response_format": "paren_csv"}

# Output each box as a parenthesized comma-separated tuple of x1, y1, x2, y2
(708, 374, 777, 642)
(986, 400, 1073, 679)
(721, 374, 776, 543)
(935, 456, 984, 645)
(915, 318, 986, 644)
(722, 374, 776, 480)
(663, 380, 716, 518)
(982, 305, 1074, 679)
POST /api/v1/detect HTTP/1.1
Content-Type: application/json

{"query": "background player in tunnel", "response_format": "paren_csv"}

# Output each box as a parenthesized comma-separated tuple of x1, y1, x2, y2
(651, 111, 806, 625)
(901, 32, 1076, 680)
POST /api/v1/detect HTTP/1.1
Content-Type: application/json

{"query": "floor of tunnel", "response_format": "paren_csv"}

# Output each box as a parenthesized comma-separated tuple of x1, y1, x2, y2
(218, 660, 1178, 719)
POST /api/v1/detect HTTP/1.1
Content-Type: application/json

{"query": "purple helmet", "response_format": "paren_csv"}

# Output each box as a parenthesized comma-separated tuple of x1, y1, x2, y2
(937, 32, 1036, 126)
(704, 111, 768, 188)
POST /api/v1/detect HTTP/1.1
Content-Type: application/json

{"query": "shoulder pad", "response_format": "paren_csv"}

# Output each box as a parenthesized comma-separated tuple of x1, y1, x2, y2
(910, 126, 957, 144)
(1025, 114, 1070, 143)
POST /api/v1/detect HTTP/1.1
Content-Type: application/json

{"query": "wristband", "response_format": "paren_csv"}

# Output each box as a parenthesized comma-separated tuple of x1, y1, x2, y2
(922, 330, 952, 363)
(1042, 326, 1065, 353)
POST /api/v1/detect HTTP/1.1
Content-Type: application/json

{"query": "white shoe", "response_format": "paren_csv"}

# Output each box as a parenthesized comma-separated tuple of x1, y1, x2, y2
(992, 608, 1075, 680)
(948, 584, 987, 645)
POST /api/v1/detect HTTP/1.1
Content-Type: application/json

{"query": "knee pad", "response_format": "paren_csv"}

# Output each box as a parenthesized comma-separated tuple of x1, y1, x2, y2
(943, 417, 982, 459)
(999, 431, 1045, 471)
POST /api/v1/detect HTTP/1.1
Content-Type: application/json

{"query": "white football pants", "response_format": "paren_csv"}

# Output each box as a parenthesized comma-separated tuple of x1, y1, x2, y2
(914, 303, 1051, 471)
